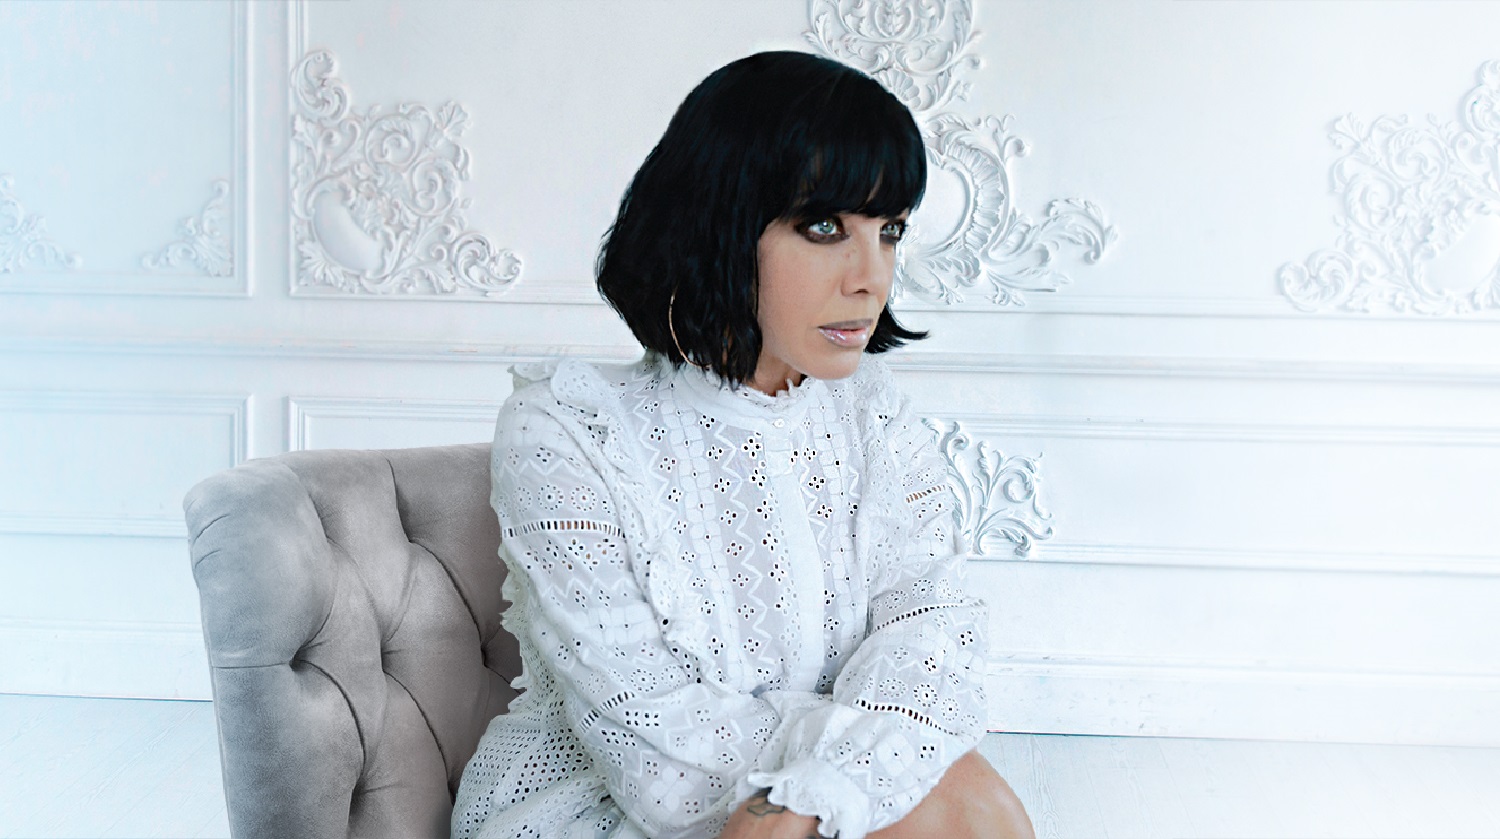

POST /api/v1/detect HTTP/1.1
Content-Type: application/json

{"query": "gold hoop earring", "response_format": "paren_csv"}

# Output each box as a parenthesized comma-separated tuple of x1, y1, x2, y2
(668, 291, 709, 370)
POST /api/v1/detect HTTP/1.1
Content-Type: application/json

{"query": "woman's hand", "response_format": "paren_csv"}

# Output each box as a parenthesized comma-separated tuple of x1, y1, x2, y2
(720, 789, 823, 839)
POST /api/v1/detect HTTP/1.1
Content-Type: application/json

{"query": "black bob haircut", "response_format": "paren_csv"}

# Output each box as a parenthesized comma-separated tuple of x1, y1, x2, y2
(596, 51, 928, 387)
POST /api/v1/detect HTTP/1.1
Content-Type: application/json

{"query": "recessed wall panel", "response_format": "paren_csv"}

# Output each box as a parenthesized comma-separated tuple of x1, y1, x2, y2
(0, 392, 246, 537)
(971, 422, 1500, 559)
(973, 561, 1500, 745)
(0, 0, 247, 294)
(289, 397, 499, 451)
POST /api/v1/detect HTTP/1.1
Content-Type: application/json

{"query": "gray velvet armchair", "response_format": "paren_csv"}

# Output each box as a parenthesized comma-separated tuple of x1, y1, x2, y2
(183, 443, 522, 839)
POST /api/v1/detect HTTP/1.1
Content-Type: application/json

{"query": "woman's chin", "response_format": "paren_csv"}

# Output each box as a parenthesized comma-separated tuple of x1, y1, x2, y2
(803, 354, 865, 382)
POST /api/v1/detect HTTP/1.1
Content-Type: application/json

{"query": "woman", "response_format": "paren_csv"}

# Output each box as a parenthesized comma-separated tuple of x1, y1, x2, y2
(454, 51, 1033, 839)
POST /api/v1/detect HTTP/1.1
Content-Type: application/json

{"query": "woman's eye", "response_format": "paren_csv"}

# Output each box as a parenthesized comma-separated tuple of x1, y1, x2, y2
(803, 218, 842, 239)
(881, 220, 907, 242)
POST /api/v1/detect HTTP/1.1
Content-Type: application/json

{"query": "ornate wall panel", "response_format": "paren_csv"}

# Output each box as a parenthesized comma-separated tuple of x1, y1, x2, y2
(924, 418, 1054, 557)
(141, 179, 234, 278)
(0, 1, 248, 295)
(0, 174, 81, 272)
(1281, 61, 1500, 316)
(806, 0, 1116, 307)
(949, 411, 1500, 564)
(289, 49, 522, 297)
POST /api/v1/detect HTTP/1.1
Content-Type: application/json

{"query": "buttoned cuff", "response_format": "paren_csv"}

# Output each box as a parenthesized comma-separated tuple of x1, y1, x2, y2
(747, 756, 873, 839)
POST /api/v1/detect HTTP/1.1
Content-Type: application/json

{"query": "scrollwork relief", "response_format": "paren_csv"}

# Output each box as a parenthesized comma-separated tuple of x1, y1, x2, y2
(807, 0, 1115, 307)
(900, 113, 1115, 305)
(925, 418, 1054, 557)
(806, 0, 981, 114)
(290, 50, 522, 297)
(142, 179, 233, 277)
(0, 174, 82, 273)
(1280, 60, 1500, 315)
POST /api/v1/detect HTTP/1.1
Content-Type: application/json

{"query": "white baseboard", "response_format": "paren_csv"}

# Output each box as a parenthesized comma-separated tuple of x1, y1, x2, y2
(987, 657, 1500, 747)
(0, 619, 212, 700)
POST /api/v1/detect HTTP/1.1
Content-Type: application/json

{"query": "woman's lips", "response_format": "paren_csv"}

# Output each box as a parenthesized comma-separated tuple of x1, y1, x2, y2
(817, 320, 873, 347)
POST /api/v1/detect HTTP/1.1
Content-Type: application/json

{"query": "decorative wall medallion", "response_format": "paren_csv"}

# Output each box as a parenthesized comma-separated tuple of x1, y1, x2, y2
(290, 50, 522, 297)
(142, 179, 233, 277)
(806, 0, 1116, 307)
(924, 418, 1054, 557)
(0, 174, 82, 273)
(806, 0, 982, 114)
(900, 113, 1115, 305)
(1280, 60, 1500, 315)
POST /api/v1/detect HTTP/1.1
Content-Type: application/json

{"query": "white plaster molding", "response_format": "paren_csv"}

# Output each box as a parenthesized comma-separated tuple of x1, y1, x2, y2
(0, 2, 248, 296)
(983, 653, 1500, 745)
(806, 0, 1116, 307)
(0, 618, 211, 699)
(806, 0, 981, 114)
(923, 417, 1054, 557)
(986, 541, 1500, 578)
(887, 292, 1500, 318)
(142, 179, 233, 277)
(16, 335, 1500, 385)
(0, 390, 248, 459)
(0, 333, 643, 366)
(949, 413, 1500, 448)
(1281, 60, 1500, 316)
(0, 391, 248, 538)
(0, 512, 187, 540)
(887, 351, 1500, 385)
(0, 174, 82, 273)
(900, 113, 1115, 305)
(287, 396, 501, 451)
(988, 651, 1500, 685)
(290, 50, 522, 297)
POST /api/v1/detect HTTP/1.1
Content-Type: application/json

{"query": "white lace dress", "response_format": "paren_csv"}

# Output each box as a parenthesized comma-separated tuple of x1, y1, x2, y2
(452, 355, 988, 839)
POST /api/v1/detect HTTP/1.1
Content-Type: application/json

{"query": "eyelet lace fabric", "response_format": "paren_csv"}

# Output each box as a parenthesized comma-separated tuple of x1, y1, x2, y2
(452, 356, 988, 839)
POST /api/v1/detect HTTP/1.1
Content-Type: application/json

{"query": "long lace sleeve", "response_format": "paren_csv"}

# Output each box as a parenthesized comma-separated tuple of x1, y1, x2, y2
(744, 383, 989, 839)
(493, 388, 831, 838)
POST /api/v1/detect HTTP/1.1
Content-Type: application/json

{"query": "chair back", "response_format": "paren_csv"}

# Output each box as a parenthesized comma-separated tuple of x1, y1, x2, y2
(184, 443, 519, 839)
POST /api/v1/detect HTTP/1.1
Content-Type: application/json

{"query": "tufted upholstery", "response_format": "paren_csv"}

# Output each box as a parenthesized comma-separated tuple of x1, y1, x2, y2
(183, 443, 521, 839)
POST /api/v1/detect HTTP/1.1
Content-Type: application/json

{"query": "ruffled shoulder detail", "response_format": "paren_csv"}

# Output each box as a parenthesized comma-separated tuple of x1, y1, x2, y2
(509, 360, 559, 389)
(548, 359, 630, 412)
(508, 357, 651, 405)
(505, 357, 716, 674)
(838, 358, 954, 590)
(501, 359, 645, 442)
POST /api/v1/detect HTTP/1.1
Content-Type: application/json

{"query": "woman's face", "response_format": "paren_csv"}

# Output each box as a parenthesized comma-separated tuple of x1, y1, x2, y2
(749, 212, 907, 395)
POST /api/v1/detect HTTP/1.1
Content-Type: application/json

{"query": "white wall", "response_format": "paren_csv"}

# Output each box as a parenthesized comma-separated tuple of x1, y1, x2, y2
(1, 0, 1496, 746)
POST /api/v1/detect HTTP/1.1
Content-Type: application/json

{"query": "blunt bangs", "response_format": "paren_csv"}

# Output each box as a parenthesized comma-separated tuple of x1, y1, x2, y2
(777, 83, 928, 225)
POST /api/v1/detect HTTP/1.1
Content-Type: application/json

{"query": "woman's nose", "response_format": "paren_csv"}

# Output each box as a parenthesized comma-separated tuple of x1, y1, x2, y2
(843, 222, 894, 295)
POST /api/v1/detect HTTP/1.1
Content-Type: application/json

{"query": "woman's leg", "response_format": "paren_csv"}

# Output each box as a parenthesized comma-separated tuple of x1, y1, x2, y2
(869, 751, 1035, 839)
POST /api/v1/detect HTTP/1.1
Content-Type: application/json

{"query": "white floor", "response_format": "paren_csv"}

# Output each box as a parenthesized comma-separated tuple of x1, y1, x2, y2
(1, 694, 1496, 838)
(0, 695, 229, 839)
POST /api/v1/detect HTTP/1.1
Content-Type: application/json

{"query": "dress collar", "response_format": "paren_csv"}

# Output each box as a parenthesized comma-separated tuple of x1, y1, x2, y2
(667, 357, 822, 428)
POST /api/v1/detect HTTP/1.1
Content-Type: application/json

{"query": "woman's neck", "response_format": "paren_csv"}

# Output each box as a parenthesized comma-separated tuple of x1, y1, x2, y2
(746, 366, 804, 396)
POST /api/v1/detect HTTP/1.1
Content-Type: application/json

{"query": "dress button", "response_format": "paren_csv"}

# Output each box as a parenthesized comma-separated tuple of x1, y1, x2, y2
(772, 418, 786, 428)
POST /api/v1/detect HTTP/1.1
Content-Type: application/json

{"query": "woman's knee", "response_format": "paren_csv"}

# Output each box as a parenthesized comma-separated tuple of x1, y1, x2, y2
(946, 752, 1035, 839)
(872, 751, 1034, 839)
